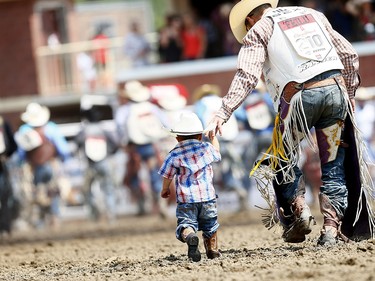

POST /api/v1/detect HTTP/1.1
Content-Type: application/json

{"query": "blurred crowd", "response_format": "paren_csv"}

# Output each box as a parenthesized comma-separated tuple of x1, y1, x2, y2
(0, 80, 274, 235)
(69, 0, 375, 96)
(1, 78, 374, 236)
(157, 0, 375, 63)
(75, 0, 375, 92)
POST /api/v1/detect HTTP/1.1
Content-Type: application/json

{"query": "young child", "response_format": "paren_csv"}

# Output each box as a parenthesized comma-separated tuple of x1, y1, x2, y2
(158, 112, 221, 262)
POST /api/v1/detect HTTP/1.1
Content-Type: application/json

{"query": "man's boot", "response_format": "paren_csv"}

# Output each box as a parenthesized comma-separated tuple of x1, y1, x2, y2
(317, 193, 341, 246)
(281, 177, 315, 243)
(182, 227, 201, 262)
(203, 232, 221, 259)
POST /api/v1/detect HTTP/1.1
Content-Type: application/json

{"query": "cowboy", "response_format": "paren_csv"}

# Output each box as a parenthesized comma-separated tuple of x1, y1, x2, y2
(158, 112, 222, 262)
(114, 80, 168, 217)
(15, 103, 70, 228)
(0, 116, 19, 234)
(207, 0, 375, 245)
(76, 95, 119, 222)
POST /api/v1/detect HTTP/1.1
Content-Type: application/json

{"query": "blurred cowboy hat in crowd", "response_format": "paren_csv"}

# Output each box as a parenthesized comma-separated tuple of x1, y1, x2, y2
(21, 102, 50, 127)
(123, 80, 151, 102)
(192, 84, 221, 102)
(255, 79, 267, 93)
(356, 87, 375, 101)
(150, 84, 188, 111)
(170, 112, 204, 136)
(229, 0, 279, 43)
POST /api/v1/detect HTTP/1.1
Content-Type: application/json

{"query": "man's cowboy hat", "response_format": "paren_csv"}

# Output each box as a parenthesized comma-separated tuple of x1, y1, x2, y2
(192, 84, 221, 102)
(21, 102, 50, 127)
(170, 112, 204, 136)
(124, 80, 151, 102)
(229, 0, 279, 43)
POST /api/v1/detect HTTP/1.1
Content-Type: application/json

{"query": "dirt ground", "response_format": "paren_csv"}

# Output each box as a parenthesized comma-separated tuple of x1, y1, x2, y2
(0, 208, 374, 281)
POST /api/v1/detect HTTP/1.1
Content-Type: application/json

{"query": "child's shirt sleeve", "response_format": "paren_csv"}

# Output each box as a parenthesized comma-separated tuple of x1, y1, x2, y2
(207, 142, 221, 162)
(158, 154, 176, 179)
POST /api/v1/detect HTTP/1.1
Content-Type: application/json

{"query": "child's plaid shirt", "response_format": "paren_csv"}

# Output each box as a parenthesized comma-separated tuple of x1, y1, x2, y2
(158, 139, 221, 203)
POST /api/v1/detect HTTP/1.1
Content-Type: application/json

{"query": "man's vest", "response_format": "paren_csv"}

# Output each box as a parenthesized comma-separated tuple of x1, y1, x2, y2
(126, 101, 166, 145)
(83, 124, 108, 162)
(263, 7, 344, 111)
(26, 127, 56, 167)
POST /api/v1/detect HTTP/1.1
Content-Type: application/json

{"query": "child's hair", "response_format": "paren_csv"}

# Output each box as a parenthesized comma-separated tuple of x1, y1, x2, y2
(177, 134, 202, 141)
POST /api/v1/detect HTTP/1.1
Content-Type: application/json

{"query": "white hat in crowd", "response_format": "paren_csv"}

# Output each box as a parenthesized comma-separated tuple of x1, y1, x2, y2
(124, 80, 151, 102)
(192, 84, 221, 102)
(356, 87, 375, 101)
(255, 79, 267, 93)
(21, 102, 50, 127)
(170, 112, 204, 136)
(229, 0, 279, 43)
(150, 84, 187, 111)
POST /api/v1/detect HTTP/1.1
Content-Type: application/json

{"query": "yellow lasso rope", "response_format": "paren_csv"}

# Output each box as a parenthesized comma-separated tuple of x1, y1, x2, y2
(249, 113, 288, 177)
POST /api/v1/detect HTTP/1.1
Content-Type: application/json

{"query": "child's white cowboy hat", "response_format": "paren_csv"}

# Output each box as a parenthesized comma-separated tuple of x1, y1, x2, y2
(21, 102, 50, 127)
(170, 112, 205, 136)
(124, 80, 151, 102)
(229, 0, 279, 43)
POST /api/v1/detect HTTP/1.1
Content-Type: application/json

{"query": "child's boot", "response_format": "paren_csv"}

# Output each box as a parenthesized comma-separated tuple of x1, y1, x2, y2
(182, 227, 201, 262)
(203, 232, 221, 259)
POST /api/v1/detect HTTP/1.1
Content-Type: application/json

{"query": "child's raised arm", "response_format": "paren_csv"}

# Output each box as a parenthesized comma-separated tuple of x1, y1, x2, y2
(209, 133, 220, 151)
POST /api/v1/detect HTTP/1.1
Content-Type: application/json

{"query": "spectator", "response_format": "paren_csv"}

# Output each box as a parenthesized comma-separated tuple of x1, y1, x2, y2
(181, 13, 206, 60)
(158, 14, 183, 63)
(347, 0, 375, 40)
(124, 21, 151, 68)
(92, 25, 109, 73)
(199, 15, 222, 58)
(326, 0, 363, 42)
(76, 51, 97, 93)
(214, 2, 241, 56)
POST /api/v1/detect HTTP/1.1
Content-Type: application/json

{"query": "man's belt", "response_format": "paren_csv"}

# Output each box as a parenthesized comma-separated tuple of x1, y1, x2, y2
(282, 76, 343, 103)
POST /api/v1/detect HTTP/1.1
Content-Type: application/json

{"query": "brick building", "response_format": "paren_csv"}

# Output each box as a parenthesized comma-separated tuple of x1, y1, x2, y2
(0, 0, 154, 127)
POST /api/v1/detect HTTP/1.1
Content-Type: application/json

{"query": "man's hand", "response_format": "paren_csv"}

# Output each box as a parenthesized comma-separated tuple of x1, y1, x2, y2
(205, 116, 225, 138)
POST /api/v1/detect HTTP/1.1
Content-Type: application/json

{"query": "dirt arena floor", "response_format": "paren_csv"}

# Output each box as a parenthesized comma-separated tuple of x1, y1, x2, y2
(1, 207, 374, 281)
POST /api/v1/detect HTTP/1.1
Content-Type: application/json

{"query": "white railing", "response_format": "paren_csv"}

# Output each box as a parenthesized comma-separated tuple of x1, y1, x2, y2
(35, 39, 375, 98)
(35, 33, 159, 96)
